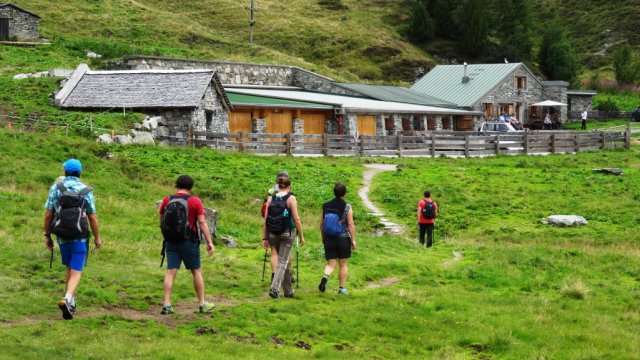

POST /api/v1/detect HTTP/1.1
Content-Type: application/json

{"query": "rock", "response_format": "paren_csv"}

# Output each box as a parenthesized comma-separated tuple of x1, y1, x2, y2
(114, 134, 132, 145)
(220, 236, 238, 248)
(204, 208, 218, 239)
(30, 71, 49, 78)
(157, 140, 171, 147)
(86, 52, 102, 58)
(251, 198, 262, 206)
(13, 74, 28, 80)
(133, 123, 143, 130)
(49, 69, 74, 78)
(131, 130, 155, 145)
(151, 116, 166, 126)
(153, 126, 170, 138)
(143, 117, 159, 130)
(544, 215, 588, 226)
(96, 134, 113, 143)
(592, 168, 623, 175)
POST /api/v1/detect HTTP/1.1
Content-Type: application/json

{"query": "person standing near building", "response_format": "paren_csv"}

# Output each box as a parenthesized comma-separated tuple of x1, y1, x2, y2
(44, 159, 102, 320)
(417, 191, 438, 248)
(159, 175, 215, 315)
(318, 183, 356, 295)
(581, 108, 588, 130)
(263, 173, 305, 298)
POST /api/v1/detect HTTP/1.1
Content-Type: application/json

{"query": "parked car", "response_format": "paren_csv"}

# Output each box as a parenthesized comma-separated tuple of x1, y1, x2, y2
(478, 121, 519, 133)
(632, 107, 640, 122)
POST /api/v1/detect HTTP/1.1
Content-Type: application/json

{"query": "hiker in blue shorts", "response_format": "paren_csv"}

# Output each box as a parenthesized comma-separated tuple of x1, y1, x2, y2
(318, 183, 356, 295)
(44, 159, 102, 320)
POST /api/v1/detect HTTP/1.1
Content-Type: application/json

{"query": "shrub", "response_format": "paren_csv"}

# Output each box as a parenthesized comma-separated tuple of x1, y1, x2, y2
(318, 0, 348, 11)
(560, 277, 590, 299)
(595, 97, 620, 112)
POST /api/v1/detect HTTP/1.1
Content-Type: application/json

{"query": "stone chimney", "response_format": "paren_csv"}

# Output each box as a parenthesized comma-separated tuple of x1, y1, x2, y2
(462, 62, 470, 84)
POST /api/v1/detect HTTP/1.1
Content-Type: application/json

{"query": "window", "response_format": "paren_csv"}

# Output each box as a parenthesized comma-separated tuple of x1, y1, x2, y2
(515, 76, 527, 90)
(206, 111, 214, 130)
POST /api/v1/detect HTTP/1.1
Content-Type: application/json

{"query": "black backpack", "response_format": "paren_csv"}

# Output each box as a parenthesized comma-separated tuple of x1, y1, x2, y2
(266, 193, 291, 235)
(161, 195, 196, 243)
(51, 182, 92, 240)
(421, 200, 436, 220)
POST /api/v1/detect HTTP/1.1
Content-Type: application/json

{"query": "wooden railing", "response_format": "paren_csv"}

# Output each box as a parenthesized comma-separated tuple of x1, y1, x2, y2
(188, 128, 631, 158)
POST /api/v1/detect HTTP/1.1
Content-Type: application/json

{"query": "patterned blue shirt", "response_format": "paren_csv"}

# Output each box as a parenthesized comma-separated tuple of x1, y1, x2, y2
(45, 176, 96, 242)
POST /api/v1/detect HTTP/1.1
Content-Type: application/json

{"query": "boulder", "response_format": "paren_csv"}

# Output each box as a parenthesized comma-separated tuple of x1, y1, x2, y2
(133, 123, 143, 130)
(592, 168, 624, 176)
(204, 208, 218, 239)
(220, 236, 238, 248)
(13, 74, 28, 80)
(151, 116, 166, 126)
(48, 69, 74, 78)
(153, 126, 170, 138)
(86, 52, 102, 58)
(96, 134, 113, 143)
(131, 130, 155, 145)
(114, 134, 132, 145)
(30, 71, 49, 78)
(544, 215, 588, 226)
(143, 117, 159, 130)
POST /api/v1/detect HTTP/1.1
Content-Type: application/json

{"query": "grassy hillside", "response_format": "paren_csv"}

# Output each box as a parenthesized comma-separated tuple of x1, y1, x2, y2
(1, 129, 639, 358)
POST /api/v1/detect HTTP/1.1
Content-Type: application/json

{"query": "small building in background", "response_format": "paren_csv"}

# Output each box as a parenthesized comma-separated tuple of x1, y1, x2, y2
(567, 89, 598, 112)
(0, 3, 40, 41)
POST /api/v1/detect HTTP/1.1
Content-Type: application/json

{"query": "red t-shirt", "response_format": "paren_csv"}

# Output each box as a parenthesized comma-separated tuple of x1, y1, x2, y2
(159, 193, 205, 232)
(418, 198, 438, 224)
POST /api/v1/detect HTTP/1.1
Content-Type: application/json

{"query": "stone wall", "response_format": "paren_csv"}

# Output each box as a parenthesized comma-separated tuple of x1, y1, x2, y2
(475, 68, 543, 122)
(0, 6, 39, 40)
(542, 83, 568, 121)
(568, 95, 593, 112)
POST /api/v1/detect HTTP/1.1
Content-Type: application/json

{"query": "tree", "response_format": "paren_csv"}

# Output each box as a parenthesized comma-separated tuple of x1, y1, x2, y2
(408, 0, 434, 43)
(538, 22, 580, 83)
(427, 0, 460, 39)
(494, 0, 534, 62)
(455, 0, 491, 57)
(612, 43, 638, 85)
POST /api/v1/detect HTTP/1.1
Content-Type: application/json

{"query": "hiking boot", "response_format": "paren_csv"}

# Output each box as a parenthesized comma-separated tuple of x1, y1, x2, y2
(199, 303, 215, 313)
(58, 298, 75, 320)
(268, 289, 279, 298)
(338, 288, 349, 295)
(284, 291, 295, 298)
(160, 305, 174, 315)
(319, 276, 328, 292)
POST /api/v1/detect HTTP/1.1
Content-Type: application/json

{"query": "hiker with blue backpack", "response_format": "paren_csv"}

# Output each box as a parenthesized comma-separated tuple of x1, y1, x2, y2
(318, 183, 356, 295)
(263, 173, 305, 299)
(43, 159, 102, 320)
(159, 175, 215, 315)
(417, 191, 438, 248)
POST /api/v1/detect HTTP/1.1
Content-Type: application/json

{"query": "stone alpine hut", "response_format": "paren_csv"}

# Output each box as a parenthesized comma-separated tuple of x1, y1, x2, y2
(55, 64, 232, 144)
(0, 3, 40, 40)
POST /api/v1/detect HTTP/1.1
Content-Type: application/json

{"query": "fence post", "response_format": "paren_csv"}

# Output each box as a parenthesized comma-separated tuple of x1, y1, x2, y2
(397, 133, 403, 158)
(523, 132, 529, 155)
(359, 135, 365, 156)
(601, 132, 606, 150)
(464, 134, 470, 158)
(431, 132, 436, 158)
(625, 123, 631, 150)
(238, 131, 244, 152)
(188, 123, 193, 147)
(286, 133, 292, 156)
(323, 134, 329, 156)
(574, 133, 580, 153)
(495, 134, 500, 155)
(550, 133, 556, 154)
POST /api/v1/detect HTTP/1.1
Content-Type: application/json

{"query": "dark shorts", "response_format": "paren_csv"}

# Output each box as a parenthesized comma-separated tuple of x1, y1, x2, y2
(166, 240, 201, 270)
(59, 240, 88, 271)
(323, 236, 351, 260)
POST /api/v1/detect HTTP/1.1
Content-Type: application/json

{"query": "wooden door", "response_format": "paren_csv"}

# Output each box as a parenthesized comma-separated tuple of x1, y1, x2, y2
(266, 110, 293, 133)
(303, 113, 327, 142)
(454, 116, 474, 131)
(229, 111, 252, 134)
(0, 19, 9, 40)
(357, 115, 376, 136)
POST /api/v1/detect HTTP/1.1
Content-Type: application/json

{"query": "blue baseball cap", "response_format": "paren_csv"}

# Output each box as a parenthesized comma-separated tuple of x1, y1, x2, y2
(63, 159, 82, 173)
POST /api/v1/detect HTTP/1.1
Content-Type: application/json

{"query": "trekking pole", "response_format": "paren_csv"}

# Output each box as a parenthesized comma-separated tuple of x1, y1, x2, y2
(295, 236, 300, 289)
(49, 247, 53, 269)
(261, 248, 267, 282)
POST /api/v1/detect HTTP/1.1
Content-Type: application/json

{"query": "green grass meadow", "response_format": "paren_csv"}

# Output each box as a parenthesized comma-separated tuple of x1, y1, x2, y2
(0, 129, 639, 359)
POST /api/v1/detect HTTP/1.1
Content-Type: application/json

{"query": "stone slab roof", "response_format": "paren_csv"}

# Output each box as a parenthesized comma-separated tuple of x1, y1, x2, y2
(58, 64, 231, 110)
(0, 3, 41, 18)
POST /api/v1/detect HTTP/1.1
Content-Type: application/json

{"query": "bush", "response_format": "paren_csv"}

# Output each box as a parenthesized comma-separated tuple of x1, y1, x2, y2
(595, 97, 620, 112)
(318, 0, 348, 10)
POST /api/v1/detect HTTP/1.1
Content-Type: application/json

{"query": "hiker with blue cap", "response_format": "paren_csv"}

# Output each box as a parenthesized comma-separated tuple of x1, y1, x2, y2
(43, 158, 102, 320)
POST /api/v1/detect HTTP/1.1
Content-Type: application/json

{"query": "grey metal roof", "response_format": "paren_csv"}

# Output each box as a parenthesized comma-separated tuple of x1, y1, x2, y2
(61, 70, 226, 109)
(0, 3, 40, 18)
(411, 63, 525, 107)
(567, 90, 597, 96)
(335, 83, 456, 107)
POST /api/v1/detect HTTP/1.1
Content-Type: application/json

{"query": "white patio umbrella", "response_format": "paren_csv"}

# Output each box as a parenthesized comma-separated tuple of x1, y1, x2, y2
(530, 100, 567, 106)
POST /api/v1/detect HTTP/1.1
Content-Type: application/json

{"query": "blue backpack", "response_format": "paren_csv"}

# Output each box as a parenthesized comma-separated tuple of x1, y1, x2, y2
(322, 206, 347, 236)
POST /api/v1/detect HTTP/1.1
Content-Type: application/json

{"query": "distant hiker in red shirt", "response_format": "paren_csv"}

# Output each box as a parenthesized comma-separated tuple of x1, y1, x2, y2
(417, 191, 438, 248)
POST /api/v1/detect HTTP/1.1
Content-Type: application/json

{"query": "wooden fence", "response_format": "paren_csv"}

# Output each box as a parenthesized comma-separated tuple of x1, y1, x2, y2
(189, 127, 631, 158)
